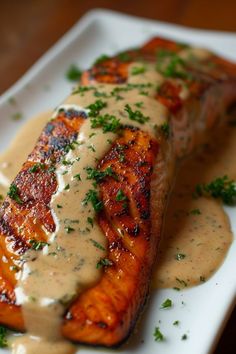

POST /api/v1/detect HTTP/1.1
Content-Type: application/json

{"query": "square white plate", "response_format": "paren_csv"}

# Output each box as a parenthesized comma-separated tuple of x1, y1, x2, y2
(0, 9, 235, 354)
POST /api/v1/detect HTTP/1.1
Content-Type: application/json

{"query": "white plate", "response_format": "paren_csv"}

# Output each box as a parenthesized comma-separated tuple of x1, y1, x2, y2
(0, 9, 235, 354)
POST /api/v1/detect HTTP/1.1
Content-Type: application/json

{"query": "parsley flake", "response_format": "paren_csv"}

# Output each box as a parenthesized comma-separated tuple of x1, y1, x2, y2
(160, 298, 172, 309)
(124, 104, 149, 124)
(153, 327, 164, 342)
(7, 184, 23, 204)
(66, 64, 82, 82)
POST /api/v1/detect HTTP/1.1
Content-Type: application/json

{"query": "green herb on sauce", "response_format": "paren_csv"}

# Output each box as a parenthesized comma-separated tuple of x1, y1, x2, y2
(124, 104, 149, 124)
(82, 189, 103, 212)
(189, 208, 201, 215)
(176, 277, 187, 287)
(181, 334, 188, 340)
(85, 166, 117, 183)
(153, 327, 164, 342)
(135, 101, 144, 108)
(195, 175, 236, 205)
(57, 204, 63, 209)
(29, 240, 49, 250)
(160, 122, 170, 138)
(64, 184, 70, 191)
(74, 173, 81, 181)
(90, 239, 105, 251)
(65, 226, 75, 234)
(131, 65, 146, 75)
(66, 64, 82, 82)
(0, 326, 8, 348)
(91, 114, 121, 133)
(96, 258, 113, 269)
(160, 298, 172, 309)
(175, 253, 186, 261)
(88, 144, 96, 152)
(72, 86, 96, 96)
(87, 217, 94, 228)
(87, 100, 107, 117)
(156, 49, 190, 79)
(7, 184, 23, 204)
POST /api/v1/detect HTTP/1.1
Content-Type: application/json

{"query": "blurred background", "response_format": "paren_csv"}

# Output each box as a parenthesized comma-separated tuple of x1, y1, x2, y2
(0, 0, 235, 353)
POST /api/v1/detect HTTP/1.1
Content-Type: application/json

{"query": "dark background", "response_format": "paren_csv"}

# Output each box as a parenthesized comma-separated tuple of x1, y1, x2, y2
(0, 1, 235, 353)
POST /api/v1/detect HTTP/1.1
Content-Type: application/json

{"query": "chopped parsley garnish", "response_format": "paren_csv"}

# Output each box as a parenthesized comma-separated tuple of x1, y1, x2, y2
(131, 65, 146, 75)
(64, 184, 70, 191)
(7, 184, 23, 204)
(124, 104, 149, 124)
(176, 277, 187, 287)
(85, 166, 117, 183)
(82, 189, 103, 212)
(90, 114, 121, 133)
(115, 189, 127, 202)
(110, 83, 152, 97)
(29, 240, 49, 250)
(66, 64, 82, 82)
(87, 100, 107, 117)
(173, 287, 180, 291)
(153, 327, 164, 342)
(88, 144, 96, 152)
(118, 52, 131, 62)
(72, 86, 96, 95)
(156, 49, 189, 79)
(90, 239, 105, 251)
(57, 204, 63, 209)
(74, 173, 81, 181)
(62, 159, 73, 166)
(94, 54, 110, 65)
(96, 258, 113, 269)
(181, 334, 188, 340)
(29, 163, 45, 173)
(87, 217, 94, 228)
(135, 101, 144, 108)
(175, 253, 186, 261)
(65, 226, 75, 234)
(195, 175, 236, 205)
(0, 326, 8, 348)
(189, 208, 201, 215)
(160, 298, 172, 309)
(64, 141, 79, 153)
(173, 320, 179, 326)
(160, 122, 170, 138)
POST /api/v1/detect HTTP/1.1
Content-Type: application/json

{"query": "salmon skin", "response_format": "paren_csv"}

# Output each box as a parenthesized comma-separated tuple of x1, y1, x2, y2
(0, 37, 236, 347)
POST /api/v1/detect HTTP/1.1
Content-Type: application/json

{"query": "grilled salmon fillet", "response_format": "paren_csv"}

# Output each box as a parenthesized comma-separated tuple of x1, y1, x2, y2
(0, 37, 236, 347)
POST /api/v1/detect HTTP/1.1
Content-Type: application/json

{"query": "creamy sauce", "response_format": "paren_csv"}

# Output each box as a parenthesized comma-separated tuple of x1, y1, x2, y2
(0, 48, 232, 352)
(0, 111, 52, 201)
(153, 123, 235, 288)
(11, 63, 167, 353)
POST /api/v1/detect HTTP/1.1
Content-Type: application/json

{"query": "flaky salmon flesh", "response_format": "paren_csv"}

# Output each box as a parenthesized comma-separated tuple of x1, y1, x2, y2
(0, 37, 236, 346)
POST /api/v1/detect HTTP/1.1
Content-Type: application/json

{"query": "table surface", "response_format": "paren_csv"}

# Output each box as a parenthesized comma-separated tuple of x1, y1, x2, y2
(0, 0, 235, 353)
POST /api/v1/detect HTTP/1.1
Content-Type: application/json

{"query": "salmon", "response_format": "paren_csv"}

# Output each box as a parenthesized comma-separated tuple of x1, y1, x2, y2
(0, 37, 236, 347)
